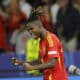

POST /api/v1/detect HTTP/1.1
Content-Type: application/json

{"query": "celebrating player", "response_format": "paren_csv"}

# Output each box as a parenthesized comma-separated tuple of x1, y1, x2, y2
(12, 17, 68, 80)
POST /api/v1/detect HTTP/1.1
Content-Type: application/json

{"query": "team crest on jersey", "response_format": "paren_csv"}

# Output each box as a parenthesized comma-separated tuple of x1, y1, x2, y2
(47, 34, 54, 47)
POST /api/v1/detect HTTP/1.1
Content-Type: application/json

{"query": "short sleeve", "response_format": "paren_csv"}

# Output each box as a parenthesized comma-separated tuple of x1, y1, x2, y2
(47, 34, 60, 58)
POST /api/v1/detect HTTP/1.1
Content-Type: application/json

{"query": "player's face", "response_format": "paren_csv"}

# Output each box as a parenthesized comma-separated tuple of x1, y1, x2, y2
(27, 23, 41, 39)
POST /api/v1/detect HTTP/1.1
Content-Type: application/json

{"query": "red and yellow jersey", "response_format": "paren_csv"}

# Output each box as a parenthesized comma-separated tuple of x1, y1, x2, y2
(39, 32, 68, 80)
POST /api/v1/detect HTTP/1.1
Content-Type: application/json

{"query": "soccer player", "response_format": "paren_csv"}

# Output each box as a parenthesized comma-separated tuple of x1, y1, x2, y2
(12, 17, 68, 80)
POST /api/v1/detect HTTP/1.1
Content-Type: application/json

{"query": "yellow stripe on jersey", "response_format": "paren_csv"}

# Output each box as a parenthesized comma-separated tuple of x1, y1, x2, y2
(49, 73, 52, 80)
(61, 48, 63, 53)
(58, 56, 62, 71)
(25, 38, 40, 74)
(41, 58, 44, 63)
(47, 32, 54, 47)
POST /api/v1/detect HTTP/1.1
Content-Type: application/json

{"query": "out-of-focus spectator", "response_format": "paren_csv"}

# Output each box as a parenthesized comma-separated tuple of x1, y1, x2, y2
(19, 0, 32, 19)
(25, 38, 40, 76)
(56, 0, 80, 51)
(72, 0, 80, 50)
(2, 0, 32, 44)
(2, 0, 32, 19)
(9, 19, 31, 54)
(8, 11, 26, 35)
(2, 0, 10, 7)
(6, 0, 26, 35)
(54, 22, 63, 41)
(0, 10, 8, 53)
(51, 0, 69, 27)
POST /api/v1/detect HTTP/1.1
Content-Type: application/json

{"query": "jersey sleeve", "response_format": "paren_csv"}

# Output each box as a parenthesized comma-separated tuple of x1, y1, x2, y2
(47, 34, 60, 58)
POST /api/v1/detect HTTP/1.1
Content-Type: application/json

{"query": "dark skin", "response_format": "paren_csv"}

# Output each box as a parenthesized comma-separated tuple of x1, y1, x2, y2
(12, 20, 57, 71)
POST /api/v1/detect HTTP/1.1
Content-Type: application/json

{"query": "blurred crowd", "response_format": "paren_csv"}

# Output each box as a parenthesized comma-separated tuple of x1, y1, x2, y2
(0, 0, 80, 54)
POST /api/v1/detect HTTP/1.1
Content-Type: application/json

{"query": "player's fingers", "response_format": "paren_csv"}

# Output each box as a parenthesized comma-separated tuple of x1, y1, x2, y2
(12, 57, 18, 63)
(12, 57, 17, 60)
(11, 57, 20, 66)
(11, 57, 17, 64)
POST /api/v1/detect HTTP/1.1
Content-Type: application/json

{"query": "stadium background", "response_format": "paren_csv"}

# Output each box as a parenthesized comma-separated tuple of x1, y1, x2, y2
(0, 52, 80, 80)
(0, 0, 80, 80)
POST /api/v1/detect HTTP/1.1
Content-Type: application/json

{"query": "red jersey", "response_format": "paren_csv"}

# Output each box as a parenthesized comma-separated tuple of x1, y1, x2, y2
(0, 16, 7, 49)
(8, 12, 26, 34)
(39, 32, 68, 80)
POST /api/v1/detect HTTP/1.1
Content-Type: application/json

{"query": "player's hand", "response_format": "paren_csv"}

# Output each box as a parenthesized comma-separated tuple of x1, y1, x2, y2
(11, 57, 21, 66)
(23, 63, 33, 71)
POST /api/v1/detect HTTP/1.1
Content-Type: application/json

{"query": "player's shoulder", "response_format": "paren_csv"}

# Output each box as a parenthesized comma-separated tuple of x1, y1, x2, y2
(48, 32, 59, 39)
(47, 32, 60, 43)
(46, 32, 60, 47)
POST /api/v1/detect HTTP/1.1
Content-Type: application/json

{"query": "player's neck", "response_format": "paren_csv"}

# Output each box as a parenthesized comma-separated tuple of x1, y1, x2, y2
(41, 29, 47, 40)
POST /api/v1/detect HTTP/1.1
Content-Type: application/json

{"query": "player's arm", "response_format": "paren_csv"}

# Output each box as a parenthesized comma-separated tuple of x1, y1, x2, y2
(27, 57, 42, 65)
(12, 57, 57, 71)
(12, 57, 41, 66)
(22, 58, 57, 71)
